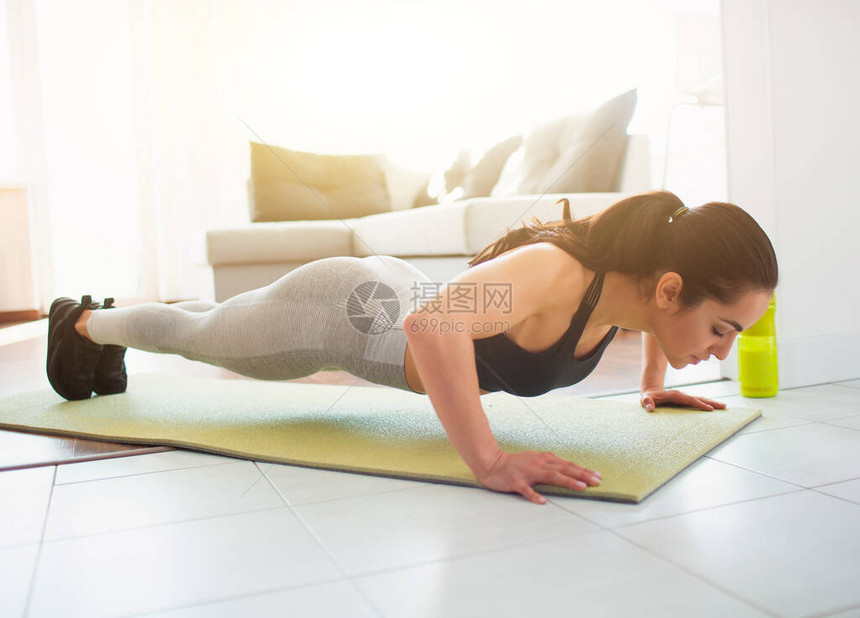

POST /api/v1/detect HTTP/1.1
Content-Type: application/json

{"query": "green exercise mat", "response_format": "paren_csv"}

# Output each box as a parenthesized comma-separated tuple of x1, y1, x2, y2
(0, 374, 760, 503)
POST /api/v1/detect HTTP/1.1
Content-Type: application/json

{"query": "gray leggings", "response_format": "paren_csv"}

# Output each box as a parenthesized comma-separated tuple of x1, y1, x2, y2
(86, 256, 433, 392)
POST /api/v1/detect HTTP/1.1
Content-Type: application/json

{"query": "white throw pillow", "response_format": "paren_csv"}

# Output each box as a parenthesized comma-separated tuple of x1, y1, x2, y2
(491, 89, 637, 196)
(490, 147, 525, 197)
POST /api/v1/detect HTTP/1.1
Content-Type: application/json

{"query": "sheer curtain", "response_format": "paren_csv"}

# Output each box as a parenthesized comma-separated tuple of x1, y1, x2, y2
(5, 0, 154, 309)
(2, 0, 720, 311)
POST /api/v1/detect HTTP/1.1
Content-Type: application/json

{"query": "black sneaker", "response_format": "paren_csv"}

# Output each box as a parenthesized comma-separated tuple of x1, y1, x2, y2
(92, 297, 128, 396)
(46, 295, 104, 400)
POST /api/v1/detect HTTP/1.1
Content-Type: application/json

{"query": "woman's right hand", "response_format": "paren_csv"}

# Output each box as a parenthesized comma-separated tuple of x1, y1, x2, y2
(476, 450, 602, 505)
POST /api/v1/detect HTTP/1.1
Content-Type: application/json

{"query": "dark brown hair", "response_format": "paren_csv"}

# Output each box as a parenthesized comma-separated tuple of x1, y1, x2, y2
(467, 190, 778, 307)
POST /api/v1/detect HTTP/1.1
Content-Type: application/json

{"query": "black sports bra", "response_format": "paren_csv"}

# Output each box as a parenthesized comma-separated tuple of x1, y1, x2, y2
(473, 271, 618, 397)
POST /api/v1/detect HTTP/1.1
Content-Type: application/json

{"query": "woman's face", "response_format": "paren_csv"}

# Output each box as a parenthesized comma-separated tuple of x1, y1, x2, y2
(653, 283, 773, 370)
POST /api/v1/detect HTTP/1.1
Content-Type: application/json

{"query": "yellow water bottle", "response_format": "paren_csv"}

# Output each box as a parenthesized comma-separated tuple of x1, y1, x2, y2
(738, 296, 778, 397)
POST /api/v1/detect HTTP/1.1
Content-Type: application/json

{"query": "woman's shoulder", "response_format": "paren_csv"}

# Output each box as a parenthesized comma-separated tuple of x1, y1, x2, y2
(492, 242, 590, 309)
(495, 241, 571, 262)
(497, 242, 587, 276)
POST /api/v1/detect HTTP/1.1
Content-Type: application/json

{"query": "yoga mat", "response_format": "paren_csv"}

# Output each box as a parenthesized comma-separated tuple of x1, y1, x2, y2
(0, 374, 760, 503)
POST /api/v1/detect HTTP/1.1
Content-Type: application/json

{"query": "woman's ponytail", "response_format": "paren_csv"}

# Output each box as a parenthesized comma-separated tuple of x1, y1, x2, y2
(580, 191, 685, 276)
(468, 190, 778, 308)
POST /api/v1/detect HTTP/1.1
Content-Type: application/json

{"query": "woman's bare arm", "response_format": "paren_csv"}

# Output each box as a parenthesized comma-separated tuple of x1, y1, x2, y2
(640, 332, 725, 412)
(404, 319, 500, 476)
(404, 243, 603, 503)
(640, 332, 668, 395)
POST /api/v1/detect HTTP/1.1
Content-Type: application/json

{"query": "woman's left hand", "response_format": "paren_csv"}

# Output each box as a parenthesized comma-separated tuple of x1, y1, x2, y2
(640, 388, 727, 413)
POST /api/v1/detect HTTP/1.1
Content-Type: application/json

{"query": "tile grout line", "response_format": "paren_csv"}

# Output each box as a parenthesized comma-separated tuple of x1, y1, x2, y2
(809, 476, 860, 490)
(257, 464, 385, 618)
(733, 417, 860, 435)
(700, 456, 814, 489)
(235, 461, 845, 588)
(120, 576, 348, 618)
(824, 382, 860, 392)
(819, 418, 860, 430)
(0, 445, 173, 475)
(284, 489, 789, 602)
(291, 500, 607, 584)
(37, 504, 290, 546)
(324, 521, 608, 584)
(225, 477, 849, 615)
(20, 465, 58, 618)
(587, 484, 859, 613)
(35, 456, 841, 588)
(604, 527, 781, 617)
(233, 462, 279, 504)
(545, 463, 810, 532)
(730, 418, 816, 435)
(254, 465, 429, 507)
(13, 469, 858, 611)
(255, 457, 621, 560)
(271, 483, 426, 509)
(805, 601, 860, 618)
(606, 488, 807, 532)
(23, 466, 574, 549)
(703, 420, 860, 488)
(807, 485, 860, 507)
(55, 458, 239, 487)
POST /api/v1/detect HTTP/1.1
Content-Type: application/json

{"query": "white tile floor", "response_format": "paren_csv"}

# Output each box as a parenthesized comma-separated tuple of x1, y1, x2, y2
(1, 380, 859, 618)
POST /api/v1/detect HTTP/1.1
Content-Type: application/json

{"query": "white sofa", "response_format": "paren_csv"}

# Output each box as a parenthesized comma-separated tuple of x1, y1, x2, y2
(206, 135, 651, 301)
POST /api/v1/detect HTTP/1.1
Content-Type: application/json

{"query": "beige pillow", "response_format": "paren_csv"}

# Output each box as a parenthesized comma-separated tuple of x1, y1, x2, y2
(248, 142, 392, 222)
(410, 149, 470, 208)
(462, 134, 523, 198)
(492, 89, 637, 196)
(411, 135, 523, 208)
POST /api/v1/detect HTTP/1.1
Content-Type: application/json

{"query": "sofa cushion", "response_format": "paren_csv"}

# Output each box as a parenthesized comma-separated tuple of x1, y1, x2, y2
(492, 89, 637, 196)
(249, 142, 392, 222)
(207, 218, 358, 266)
(351, 202, 469, 257)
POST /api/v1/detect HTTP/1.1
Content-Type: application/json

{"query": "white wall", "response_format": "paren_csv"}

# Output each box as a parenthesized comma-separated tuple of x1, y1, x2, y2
(721, 0, 860, 387)
(0, 0, 19, 181)
(8, 0, 727, 305)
